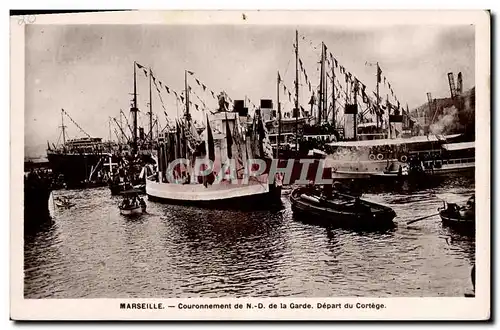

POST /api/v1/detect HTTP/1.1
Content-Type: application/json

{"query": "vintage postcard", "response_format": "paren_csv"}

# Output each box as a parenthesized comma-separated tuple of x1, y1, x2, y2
(11, 10, 490, 320)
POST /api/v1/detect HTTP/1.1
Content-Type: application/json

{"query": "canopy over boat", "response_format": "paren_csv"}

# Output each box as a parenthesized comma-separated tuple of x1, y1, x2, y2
(442, 141, 475, 151)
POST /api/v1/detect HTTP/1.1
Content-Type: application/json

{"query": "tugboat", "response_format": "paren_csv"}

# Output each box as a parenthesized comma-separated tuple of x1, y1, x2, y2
(289, 183, 396, 229)
(438, 195, 475, 233)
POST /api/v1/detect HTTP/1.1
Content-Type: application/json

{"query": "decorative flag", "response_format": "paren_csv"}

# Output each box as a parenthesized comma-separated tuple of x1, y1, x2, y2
(195, 78, 200, 86)
(278, 72, 281, 83)
(143, 68, 148, 77)
(180, 95, 184, 102)
(211, 91, 215, 98)
(206, 115, 215, 162)
(165, 86, 170, 93)
(288, 91, 291, 101)
(187, 70, 194, 75)
(195, 104, 199, 111)
(224, 112, 233, 159)
(308, 81, 311, 91)
(136, 62, 144, 69)
(202, 84, 206, 91)
(159, 81, 162, 87)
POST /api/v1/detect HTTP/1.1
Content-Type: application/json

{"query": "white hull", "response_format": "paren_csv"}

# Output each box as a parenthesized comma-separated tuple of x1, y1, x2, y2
(146, 177, 270, 202)
(427, 162, 475, 175)
(327, 159, 401, 180)
(119, 207, 143, 215)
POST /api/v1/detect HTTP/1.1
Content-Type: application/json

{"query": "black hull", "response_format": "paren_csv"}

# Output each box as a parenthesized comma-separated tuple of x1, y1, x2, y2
(440, 213, 475, 234)
(147, 185, 282, 211)
(24, 183, 52, 228)
(290, 187, 396, 230)
(47, 152, 113, 188)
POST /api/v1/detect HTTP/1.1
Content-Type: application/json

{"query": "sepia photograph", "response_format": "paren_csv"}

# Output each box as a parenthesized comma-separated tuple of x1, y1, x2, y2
(11, 10, 490, 320)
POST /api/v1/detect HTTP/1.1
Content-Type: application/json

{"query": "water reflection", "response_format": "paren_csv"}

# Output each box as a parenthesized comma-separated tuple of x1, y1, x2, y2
(23, 176, 476, 298)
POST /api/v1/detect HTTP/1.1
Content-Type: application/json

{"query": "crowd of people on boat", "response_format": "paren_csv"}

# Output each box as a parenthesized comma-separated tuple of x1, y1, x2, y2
(120, 195, 146, 211)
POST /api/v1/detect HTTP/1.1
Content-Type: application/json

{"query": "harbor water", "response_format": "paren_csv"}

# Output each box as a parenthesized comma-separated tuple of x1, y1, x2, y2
(24, 175, 475, 298)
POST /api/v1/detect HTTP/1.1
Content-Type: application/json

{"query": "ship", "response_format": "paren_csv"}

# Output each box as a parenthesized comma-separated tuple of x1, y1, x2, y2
(324, 134, 474, 180)
(47, 109, 117, 189)
(145, 71, 282, 209)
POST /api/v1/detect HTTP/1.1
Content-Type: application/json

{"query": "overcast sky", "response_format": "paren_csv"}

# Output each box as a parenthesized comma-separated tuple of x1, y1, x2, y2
(25, 24, 474, 157)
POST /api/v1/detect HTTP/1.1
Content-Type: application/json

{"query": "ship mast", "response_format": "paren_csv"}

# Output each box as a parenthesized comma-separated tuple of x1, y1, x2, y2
(331, 55, 336, 128)
(322, 43, 327, 125)
(149, 67, 153, 145)
(131, 61, 139, 154)
(294, 30, 299, 153)
(184, 70, 190, 158)
(60, 109, 67, 146)
(277, 71, 281, 160)
(318, 42, 324, 125)
(376, 62, 380, 130)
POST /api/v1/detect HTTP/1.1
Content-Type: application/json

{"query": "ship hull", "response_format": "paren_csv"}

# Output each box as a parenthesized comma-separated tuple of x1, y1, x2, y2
(47, 152, 114, 189)
(146, 177, 282, 210)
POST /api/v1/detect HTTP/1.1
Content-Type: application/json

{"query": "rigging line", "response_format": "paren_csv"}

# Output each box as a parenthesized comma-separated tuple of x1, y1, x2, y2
(62, 109, 91, 138)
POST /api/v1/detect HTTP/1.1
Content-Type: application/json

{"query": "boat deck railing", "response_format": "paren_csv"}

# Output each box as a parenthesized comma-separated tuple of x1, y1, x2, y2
(441, 157, 475, 165)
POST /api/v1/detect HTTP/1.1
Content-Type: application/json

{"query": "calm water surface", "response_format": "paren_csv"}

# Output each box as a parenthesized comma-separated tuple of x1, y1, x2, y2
(24, 175, 475, 298)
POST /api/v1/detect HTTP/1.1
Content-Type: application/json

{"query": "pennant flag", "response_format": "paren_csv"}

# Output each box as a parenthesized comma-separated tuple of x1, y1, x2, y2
(304, 72, 308, 82)
(211, 91, 215, 98)
(278, 72, 281, 83)
(173, 91, 178, 97)
(388, 82, 391, 89)
(283, 85, 287, 92)
(224, 112, 233, 159)
(195, 104, 199, 111)
(299, 58, 303, 69)
(334, 59, 338, 68)
(187, 70, 194, 75)
(377, 64, 382, 83)
(195, 78, 200, 86)
(180, 95, 184, 102)
(206, 115, 215, 162)
(143, 68, 148, 77)
(202, 84, 206, 91)
(308, 81, 311, 91)
(288, 91, 291, 101)
(136, 62, 144, 69)
(165, 86, 170, 93)
(384, 76, 386, 85)
(159, 81, 162, 87)
(152, 75, 156, 82)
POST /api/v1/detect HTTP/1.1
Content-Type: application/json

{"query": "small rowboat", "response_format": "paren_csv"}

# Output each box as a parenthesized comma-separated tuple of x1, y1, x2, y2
(119, 189, 146, 216)
(290, 186, 396, 229)
(54, 197, 75, 208)
(119, 205, 143, 216)
(438, 195, 475, 233)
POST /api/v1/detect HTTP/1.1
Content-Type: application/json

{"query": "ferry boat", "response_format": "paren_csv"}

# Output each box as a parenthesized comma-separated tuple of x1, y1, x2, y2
(146, 87, 282, 209)
(324, 134, 474, 180)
